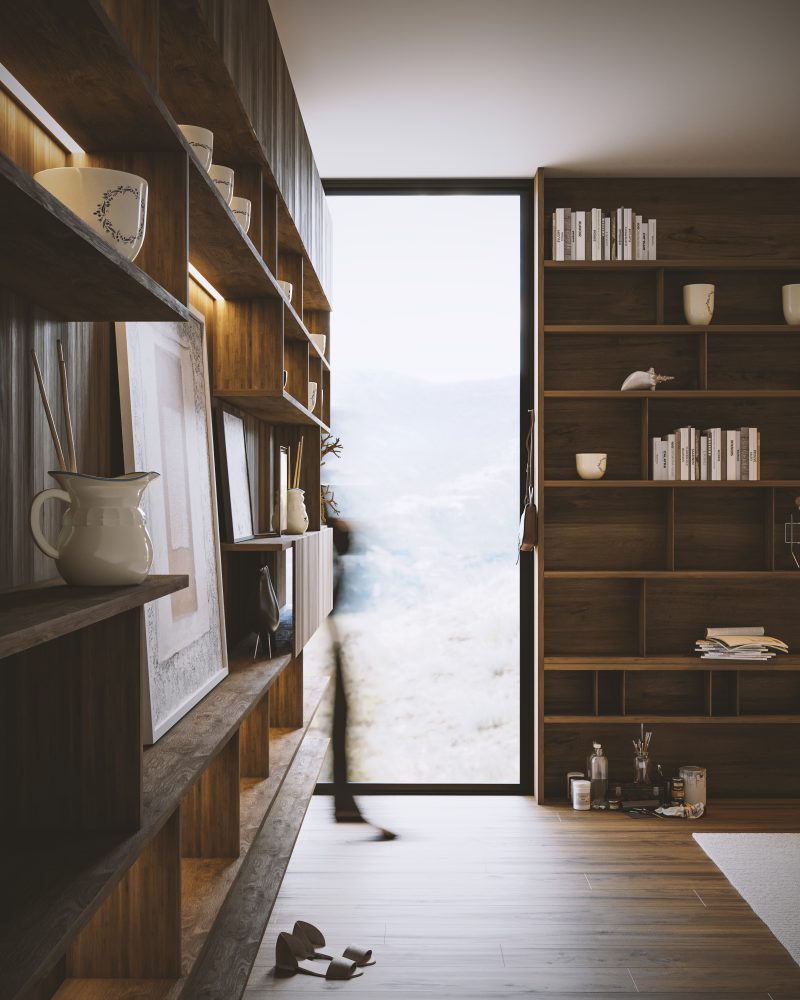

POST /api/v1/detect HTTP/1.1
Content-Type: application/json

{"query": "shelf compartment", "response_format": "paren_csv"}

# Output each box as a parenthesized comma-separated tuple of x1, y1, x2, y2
(544, 671, 595, 716)
(544, 268, 656, 324)
(625, 670, 707, 716)
(544, 579, 641, 657)
(0, 153, 188, 321)
(222, 533, 316, 553)
(706, 333, 800, 390)
(738, 671, 800, 717)
(545, 656, 800, 672)
(544, 487, 668, 571)
(0, 575, 187, 659)
(674, 488, 768, 571)
(663, 268, 800, 325)
(544, 332, 699, 391)
(215, 389, 329, 430)
(543, 397, 643, 480)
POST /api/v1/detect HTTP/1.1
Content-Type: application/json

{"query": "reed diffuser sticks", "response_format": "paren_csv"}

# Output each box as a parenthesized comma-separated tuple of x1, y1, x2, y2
(30, 341, 78, 473)
(30, 348, 67, 472)
(293, 435, 304, 489)
(57, 340, 77, 472)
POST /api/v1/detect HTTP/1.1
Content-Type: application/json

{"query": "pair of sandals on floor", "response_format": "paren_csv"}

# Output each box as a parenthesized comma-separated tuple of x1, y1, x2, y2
(276, 919, 375, 980)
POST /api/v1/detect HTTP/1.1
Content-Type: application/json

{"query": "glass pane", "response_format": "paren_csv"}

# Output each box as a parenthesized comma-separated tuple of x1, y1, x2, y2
(309, 194, 520, 783)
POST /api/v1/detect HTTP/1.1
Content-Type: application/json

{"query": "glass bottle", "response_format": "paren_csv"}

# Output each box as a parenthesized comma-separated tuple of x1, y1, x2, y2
(589, 742, 608, 809)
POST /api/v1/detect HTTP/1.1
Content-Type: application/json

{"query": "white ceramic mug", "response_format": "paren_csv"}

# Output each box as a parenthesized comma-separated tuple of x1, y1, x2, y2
(782, 283, 800, 325)
(683, 283, 715, 326)
(178, 124, 213, 172)
(576, 453, 607, 480)
(572, 779, 591, 811)
(277, 279, 293, 303)
(209, 164, 234, 205)
(35, 166, 148, 262)
(230, 196, 251, 234)
(308, 381, 318, 411)
(310, 333, 327, 356)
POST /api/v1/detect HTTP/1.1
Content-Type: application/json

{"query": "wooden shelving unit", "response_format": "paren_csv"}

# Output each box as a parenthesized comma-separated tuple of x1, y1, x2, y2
(533, 171, 800, 801)
(0, 1, 335, 997)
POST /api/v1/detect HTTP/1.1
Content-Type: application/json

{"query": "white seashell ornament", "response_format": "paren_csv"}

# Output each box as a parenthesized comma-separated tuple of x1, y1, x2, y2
(620, 367, 675, 391)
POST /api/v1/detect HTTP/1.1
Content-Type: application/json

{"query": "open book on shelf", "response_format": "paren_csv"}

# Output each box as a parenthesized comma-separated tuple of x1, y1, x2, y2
(695, 631, 789, 661)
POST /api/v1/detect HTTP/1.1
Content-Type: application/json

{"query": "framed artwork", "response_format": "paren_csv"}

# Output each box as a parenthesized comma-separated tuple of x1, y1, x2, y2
(215, 406, 255, 542)
(116, 308, 228, 744)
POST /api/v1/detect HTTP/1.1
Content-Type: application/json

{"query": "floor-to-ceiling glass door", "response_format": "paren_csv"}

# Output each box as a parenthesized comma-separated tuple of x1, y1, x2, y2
(309, 182, 531, 789)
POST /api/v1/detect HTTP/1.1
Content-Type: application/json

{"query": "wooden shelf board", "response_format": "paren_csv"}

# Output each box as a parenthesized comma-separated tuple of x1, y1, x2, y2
(284, 300, 331, 369)
(53, 980, 173, 1000)
(215, 389, 329, 430)
(544, 570, 799, 579)
(222, 532, 320, 553)
(545, 715, 800, 724)
(178, 677, 328, 981)
(544, 389, 800, 398)
(0, 153, 188, 321)
(545, 479, 799, 488)
(0, 0, 182, 152)
(544, 324, 800, 335)
(544, 259, 800, 271)
(545, 656, 800, 672)
(0, 575, 188, 660)
(0, 649, 297, 999)
(178, 735, 329, 999)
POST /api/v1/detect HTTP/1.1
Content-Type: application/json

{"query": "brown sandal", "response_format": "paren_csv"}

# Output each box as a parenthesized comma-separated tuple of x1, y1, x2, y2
(275, 931, 362, 979)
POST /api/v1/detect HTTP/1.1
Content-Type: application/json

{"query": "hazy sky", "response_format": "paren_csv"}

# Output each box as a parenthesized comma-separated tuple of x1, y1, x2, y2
(329, 194, 520, 383)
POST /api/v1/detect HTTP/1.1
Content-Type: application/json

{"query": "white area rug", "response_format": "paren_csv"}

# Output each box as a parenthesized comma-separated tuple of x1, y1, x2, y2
(694, 833, 800, 965)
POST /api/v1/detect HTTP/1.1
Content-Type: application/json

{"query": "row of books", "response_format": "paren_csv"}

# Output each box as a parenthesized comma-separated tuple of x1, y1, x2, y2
(551, 207, 657, 261)
(651, 427, 761, 481)
(695, 626, 789, 662)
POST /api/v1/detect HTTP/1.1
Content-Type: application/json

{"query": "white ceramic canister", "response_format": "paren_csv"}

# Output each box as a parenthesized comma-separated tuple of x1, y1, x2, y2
(285, 487, 309, 535)
(683, 283, 715, 326)
(566, 771, 584, 802)
(679, 765, 707, 805)
(572, 778, 591, 811)
(782, 283, 800, 325)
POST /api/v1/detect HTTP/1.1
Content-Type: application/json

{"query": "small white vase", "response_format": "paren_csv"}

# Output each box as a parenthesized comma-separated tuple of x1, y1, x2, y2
(783, 284, 800, 325)
(576, 453, 607, 480)
(286, 488, 309, 534)
(683, 283, 714, 326)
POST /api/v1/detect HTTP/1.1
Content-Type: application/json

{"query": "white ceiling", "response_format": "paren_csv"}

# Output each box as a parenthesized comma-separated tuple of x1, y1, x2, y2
(269, 0, 800, 179)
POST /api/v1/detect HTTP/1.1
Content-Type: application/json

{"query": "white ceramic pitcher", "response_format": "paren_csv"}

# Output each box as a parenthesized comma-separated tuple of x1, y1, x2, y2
(30, 471, 159, 586)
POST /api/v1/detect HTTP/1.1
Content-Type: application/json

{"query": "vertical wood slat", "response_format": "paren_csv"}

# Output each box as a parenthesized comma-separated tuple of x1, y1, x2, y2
(240, 691, 270, 778)
(66, 810, 181, 979)
(211, 297, 284, 395)
(270, 652, 304, 729)
(0, 609, 141, 834)
(533, 169, 546, 801)
(96, 0, 160, 88)
(181, 733, 240, 860)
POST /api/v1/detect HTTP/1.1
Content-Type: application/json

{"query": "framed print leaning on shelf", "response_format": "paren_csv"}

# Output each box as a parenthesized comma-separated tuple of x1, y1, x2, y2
(215, 406, 255, 542)
(116, 308, 228, 744)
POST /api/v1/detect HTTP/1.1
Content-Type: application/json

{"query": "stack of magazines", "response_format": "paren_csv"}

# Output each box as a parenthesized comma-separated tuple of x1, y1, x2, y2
(695, 626, 789, 661)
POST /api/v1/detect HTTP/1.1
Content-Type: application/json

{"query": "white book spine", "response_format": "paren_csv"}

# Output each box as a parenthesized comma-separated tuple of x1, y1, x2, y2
(648, 219, 657, 260)
(667, 434, 676, 480)
(603, 216, 611, 259)
(575, 211, 586, 261)
(652, 438, 659, 480)
(700, 436, 708, 481)
(714, 428, 722, 481)
(555, 208, 565, 261)
(679, 427, 690, 480)
(634, 215, 642, 260)
(591, 208, 601, 260)
(661, 442, 668, 480)
(735, 430, 742, 480)
(623, 208, 633, 260)
(689, 427, 697, 481)
(748, 427, 758, 480)
(740, 428, 749, 481)
(568, 211, 576, 262)
(615, 207, 624, 261)
(640, 222, 649, 262)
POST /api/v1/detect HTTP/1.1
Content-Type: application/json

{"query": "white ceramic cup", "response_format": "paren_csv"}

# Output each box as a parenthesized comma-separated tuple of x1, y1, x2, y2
(572, 779, 591, 811)
(277, 279, 293, 303)
(34, 166, 148, 262)
(782, 283, 800, 325)
(310, 333, 327, 355)
(576, 453, 607, 480)
(230, 196, 251, 234)
(178, 124, 213, 172)
(209, 164, 234, 205)
(308, 381, 318, 411)
(683, 283, 715, 326)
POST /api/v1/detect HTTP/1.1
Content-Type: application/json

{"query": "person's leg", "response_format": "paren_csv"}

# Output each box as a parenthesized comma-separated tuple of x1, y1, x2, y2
(332, 642, 364, 822)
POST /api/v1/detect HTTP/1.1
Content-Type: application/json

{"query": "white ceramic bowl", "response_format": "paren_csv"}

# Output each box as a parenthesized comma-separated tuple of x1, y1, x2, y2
(310, 333, 327, 356)
(308, 381, 318, 411)
(683, 283, 715, 326)
(178, 124, 214, 172)
(209, 164, 234, 205)
(277, 279, 293, 303)
(576, 453, 607, 480)
(35, 166, 148, 262)
(230, 196, 251, 234)
(783, 283, 800, 325)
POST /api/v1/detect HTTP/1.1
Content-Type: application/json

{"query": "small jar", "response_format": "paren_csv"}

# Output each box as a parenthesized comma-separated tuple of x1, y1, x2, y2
(572, 779, 591, 811)
(608, 798, 621, 811)
(671, 776, 685, 807)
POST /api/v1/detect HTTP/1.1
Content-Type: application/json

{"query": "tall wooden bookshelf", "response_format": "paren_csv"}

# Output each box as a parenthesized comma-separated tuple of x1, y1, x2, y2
(533, 172, 800, 801)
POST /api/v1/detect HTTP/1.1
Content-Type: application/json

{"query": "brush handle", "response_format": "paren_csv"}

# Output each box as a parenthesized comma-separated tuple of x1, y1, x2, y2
(31, 349, 66, 471)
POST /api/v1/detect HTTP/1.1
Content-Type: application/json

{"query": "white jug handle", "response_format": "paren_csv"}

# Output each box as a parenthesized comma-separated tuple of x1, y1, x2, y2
(30, 488, 70, 560)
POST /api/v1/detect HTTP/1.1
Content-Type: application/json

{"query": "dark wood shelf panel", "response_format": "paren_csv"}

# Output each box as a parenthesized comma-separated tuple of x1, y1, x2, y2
(284, 300, 330, 369)
(544, 389, 800, 398)
(0, 575, 188, 660)
(545, 715, 800, 724)
(179, 734, 329, 999)
(0, 153, 188, 321)
(0, 649, 295, 1000)
(544, 259, 800, 271)
(545, 479, 800, 488)
(222, 532, 321, 553)
(0, 0, 181, 152)
(215, 389, 329, 430)
(545, 656, 800, 672)
(176, 678, 328, 991)
(544, 324, 800, 335)
(54, 981, 172, 1000)
(544, 570, 799, 579)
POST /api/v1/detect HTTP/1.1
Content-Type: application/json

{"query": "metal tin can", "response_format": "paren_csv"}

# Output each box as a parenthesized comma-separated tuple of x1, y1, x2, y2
(671, 776, 685, 806)
(679, 765, 707, 805)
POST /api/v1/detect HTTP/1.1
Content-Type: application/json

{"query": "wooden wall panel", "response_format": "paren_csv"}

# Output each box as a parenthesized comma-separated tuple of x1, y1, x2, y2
(270, 652, 303, 729)
(181, 734, 240, 859)
(292, 527, 332, 656)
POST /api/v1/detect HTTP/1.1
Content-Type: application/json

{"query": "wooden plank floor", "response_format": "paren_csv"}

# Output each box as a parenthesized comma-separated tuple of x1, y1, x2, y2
(244, 797, 800, 998)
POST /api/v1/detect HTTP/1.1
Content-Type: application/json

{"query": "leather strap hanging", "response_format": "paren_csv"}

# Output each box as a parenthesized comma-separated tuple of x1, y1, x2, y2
(518, 409, 538, 553)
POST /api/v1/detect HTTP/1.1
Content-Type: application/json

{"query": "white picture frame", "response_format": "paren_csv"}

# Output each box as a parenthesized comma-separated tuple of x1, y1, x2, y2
(116, 308, 228, 744)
